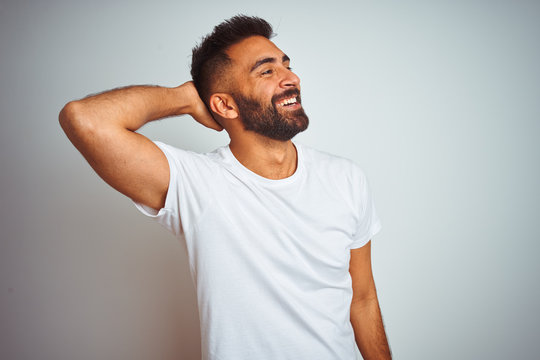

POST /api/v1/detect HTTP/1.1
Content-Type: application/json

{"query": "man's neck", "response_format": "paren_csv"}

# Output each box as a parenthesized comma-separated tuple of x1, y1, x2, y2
(229, 134, 298, 180)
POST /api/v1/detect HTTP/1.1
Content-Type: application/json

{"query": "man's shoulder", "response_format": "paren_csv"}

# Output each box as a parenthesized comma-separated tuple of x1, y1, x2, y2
(153, 141, 226, 162)
(151, 141, 230, 178)
(298, 143, 364, 177)
(299, 144, 369, 207)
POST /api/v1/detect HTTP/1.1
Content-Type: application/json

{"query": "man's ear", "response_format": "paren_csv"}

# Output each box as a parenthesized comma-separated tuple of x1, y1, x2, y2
(209, 93, 238, 119)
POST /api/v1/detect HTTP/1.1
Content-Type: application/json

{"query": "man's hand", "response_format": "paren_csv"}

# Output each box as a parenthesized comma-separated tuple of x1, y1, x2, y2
(178, 81, 223, 131)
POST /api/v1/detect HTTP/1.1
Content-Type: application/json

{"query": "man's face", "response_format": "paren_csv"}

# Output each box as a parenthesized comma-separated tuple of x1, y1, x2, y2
(226, 36, 309, 141)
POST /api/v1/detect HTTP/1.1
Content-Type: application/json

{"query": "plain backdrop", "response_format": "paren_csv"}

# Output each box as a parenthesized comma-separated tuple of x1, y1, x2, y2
(1, 0, 539, 359)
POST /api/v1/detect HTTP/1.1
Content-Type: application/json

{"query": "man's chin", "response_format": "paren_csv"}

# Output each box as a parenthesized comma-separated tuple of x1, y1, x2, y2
(253, 118, 308, 141)
(279, 107, 308, 124)
(288, 112, 309, 131)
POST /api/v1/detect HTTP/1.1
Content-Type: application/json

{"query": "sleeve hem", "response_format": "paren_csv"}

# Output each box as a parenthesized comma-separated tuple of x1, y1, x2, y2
(349, 221, 382, 249)
(133, 201, 170, 218)
(130, 141, 176, 223)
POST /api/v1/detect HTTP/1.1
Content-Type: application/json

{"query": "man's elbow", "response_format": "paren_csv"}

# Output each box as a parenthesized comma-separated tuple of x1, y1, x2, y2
(351, 288, 379, 307)
(59, 101, 96, 139)
(59, 101, 77, 130)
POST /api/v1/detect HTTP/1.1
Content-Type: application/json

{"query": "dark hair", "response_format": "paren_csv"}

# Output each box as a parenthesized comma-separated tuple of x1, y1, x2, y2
(191, 15, 274, 105)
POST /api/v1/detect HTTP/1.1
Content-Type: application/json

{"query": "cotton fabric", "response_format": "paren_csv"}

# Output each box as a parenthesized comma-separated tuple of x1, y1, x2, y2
(134, 141, 381, 360)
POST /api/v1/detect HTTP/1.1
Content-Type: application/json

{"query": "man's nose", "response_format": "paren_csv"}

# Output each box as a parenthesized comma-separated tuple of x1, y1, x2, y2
(279, 67, 300, 88)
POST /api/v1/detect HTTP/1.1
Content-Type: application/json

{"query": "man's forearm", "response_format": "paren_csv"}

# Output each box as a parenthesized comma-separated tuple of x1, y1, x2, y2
(350, 298, 392, 359)
(60, 85, 189, 133)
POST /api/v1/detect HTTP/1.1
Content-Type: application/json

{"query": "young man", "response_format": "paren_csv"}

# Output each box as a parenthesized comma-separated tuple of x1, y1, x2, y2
(60, 15, 391, 360)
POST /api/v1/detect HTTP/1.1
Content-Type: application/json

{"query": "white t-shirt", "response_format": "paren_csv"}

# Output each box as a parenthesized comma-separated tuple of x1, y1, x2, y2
(134, 141, 381, 360)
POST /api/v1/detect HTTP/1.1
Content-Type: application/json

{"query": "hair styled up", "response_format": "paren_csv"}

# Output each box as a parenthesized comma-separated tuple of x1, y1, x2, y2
(191, 15, 274, 105)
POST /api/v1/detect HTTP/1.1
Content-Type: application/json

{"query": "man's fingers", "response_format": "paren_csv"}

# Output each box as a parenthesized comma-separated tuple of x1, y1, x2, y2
(177, 81, 224, 132)
(194, 111, 223, 131)
(205, 120, 223, 131)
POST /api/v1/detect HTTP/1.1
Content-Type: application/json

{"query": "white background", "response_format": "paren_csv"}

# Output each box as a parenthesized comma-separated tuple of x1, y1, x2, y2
(1, 0, 539, 359)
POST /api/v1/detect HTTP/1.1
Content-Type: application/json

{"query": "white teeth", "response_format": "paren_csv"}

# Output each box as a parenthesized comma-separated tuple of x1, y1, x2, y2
(279, 97, 297, 106)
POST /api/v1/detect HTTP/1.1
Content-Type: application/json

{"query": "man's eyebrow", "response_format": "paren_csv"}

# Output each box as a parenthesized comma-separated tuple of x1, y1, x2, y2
(250, 54, 291, 72)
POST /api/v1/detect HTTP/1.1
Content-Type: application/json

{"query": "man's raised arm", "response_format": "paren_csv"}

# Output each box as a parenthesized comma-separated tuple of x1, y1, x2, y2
(59, 81, 221, 211)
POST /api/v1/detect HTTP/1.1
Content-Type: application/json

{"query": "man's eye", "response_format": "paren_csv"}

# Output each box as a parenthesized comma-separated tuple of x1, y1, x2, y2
(262, 69, 273, 75)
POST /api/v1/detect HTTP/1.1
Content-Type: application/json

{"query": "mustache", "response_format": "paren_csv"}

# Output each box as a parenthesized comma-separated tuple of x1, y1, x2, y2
(272, 88, 301, 104)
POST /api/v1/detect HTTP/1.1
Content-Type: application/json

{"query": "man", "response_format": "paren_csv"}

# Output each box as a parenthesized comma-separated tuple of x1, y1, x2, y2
(59, 15, 391, 360)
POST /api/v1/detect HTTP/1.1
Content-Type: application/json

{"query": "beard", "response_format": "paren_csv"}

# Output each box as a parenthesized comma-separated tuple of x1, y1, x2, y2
(233, 88, 309, 141)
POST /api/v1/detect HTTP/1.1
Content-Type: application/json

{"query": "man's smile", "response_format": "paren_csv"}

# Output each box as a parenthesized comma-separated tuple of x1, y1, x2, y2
(277, 95, 300, 109)
(273, 89, 302, 110)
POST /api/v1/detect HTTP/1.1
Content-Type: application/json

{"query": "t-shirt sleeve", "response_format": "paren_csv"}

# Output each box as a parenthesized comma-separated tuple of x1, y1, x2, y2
(132, 141, 212, 238)
(349, 167, 382, 249)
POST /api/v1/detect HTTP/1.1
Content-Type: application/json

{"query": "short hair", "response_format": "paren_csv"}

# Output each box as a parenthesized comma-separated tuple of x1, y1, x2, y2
(191, 15, 274, 105)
